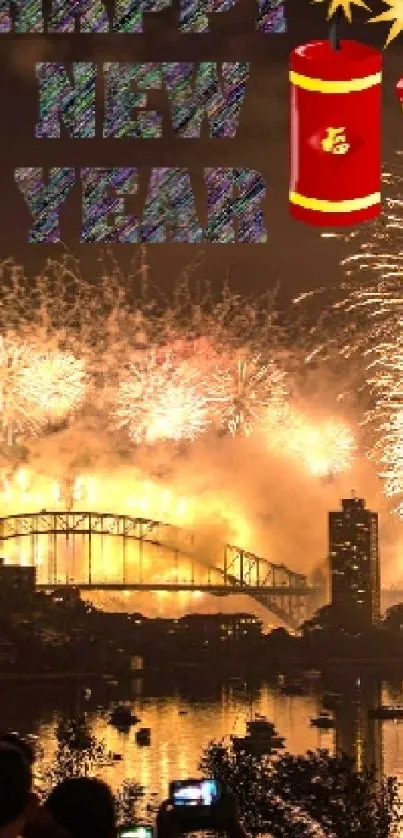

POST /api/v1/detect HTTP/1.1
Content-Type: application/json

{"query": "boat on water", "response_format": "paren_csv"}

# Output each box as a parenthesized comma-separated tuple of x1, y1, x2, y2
(369, 705, 403, 720)
(108, 704, 140, 728)
(246, 717, 277, 736)
(310, 713, 335, 730)
(232, 716, 285, 755)
(136, 727, 151, 746)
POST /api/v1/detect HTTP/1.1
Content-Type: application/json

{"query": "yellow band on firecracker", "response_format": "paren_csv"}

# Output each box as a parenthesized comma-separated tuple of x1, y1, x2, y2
(289, 70, 381, 93)
(289, 191, 381, 212)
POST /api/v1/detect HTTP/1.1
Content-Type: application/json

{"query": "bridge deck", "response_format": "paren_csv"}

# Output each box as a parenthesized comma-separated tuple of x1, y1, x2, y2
(36, 583, 319, 594)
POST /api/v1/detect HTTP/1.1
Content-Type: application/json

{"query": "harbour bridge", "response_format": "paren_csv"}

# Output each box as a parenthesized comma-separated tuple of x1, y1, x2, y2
(0, 511, 319, 629)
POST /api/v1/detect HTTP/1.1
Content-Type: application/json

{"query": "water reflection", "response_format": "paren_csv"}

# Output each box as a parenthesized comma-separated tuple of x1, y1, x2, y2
(1, 674, 403, 805)
(331, 675, 383, 775)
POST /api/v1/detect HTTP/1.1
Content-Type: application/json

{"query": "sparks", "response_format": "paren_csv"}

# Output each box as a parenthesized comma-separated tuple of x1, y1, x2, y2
(17, 350, 87, 423)
(0, 335, 45, 445)
(368, 0, 403, 47)
(267, 407, 356, 477)
(311, 0, 369, 22)
(209, 355, 288, 437)
(295, 161, 403, 514)
(113, 351, 211, 444)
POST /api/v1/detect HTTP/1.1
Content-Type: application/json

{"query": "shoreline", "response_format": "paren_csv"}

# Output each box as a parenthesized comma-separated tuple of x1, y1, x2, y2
(3, 657, 403, 683)
(0, 671, 114, 682)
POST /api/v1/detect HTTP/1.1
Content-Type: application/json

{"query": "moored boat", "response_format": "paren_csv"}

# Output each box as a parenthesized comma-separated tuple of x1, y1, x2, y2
(136, 727, 151, 745)
(232, 715, 285, 755)
(369, 705, 403, 720)
(310, 713, 335, 730)
(108, 704, 140, 728)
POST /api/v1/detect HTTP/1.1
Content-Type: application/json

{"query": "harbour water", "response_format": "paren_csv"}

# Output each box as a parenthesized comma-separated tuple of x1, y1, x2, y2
(2, 673, 403, 807)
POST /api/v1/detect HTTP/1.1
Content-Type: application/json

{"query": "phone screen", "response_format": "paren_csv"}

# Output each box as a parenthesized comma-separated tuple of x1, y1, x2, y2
(118, 826, 153, 838)
(170, 779, 220, 807)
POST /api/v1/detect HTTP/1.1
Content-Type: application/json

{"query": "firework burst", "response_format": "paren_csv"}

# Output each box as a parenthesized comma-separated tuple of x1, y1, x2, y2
(113, 351, 211, 444)
(0, 335, 46, 444)
(17, 349, 87, 423)
(295, 160, 403, 512)
(0, 252, 292, 453)
(334, 162, 403, 511)
(209, 355, 288, 437)
(267, 407, 356, 477)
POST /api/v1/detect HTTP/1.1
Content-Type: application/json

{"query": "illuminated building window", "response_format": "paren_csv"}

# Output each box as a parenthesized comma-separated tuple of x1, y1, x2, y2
(328, 497, 380, 627)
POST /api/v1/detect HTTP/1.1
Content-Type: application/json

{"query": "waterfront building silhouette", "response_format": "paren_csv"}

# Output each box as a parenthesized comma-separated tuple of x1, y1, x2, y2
(329, 495, 380, 627)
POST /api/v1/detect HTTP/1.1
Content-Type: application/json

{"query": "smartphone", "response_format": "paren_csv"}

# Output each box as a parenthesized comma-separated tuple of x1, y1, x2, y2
(118, 826, 153, 838)
(169, 779, 221, 809)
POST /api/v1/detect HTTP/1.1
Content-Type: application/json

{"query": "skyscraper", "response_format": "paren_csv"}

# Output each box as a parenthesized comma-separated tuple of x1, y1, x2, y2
(329, 496, 380, 627)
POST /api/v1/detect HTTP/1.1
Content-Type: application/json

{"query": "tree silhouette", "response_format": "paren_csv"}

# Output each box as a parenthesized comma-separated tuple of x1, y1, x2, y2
(200, 740, 398, 838)
(36, 716, 144, 824)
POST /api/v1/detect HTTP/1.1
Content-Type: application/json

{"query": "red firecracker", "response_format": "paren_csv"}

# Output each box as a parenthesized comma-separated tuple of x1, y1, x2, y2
(289, 39, 382, 227)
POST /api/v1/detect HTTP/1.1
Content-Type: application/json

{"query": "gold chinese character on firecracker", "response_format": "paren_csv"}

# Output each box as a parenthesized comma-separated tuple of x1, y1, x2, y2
(321, 127, 350, 155)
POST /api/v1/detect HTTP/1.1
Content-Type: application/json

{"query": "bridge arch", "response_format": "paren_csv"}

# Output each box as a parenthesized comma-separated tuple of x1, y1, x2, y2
(0, 511, 312, 627)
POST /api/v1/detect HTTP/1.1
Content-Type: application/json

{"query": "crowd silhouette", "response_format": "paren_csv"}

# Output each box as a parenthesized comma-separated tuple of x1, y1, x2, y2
(0, 734, 253, 838)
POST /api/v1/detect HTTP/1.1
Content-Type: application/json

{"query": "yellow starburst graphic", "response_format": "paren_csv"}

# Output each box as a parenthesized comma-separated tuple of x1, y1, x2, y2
(368, 0, 403, 47)
(311, 0, 369, 22)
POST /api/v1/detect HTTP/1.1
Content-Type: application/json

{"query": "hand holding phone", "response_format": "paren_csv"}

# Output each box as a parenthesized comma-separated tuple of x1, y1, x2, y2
(169, 779, 221, 811)
(157, 783, 248, 838)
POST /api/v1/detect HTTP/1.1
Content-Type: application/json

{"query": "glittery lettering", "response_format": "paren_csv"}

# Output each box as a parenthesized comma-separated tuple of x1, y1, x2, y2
(14, 168, 268, 244)
(205, 168, 267, 243)
(0, 0, 287, 32)
(14, 168, 75, 243)
(47, 0, 109, 31)
(35, 63, 96, 139)
(212, 0, 236, 12)
(81, 168, 139, 243)
(233, 168, 267, 242)
(163, 62, 248, 138)
(112, 0, 141, 31)
(103, 63, 162, 138)
(0, 0, 43, 32)
(256, 0, 285, 33)
(141, 169, 202, 242)
(179, 0, 210, 32)
(112, 0, 170, 33)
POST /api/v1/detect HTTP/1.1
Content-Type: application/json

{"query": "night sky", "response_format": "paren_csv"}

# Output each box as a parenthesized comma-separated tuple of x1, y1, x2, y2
(0, 0, 401, 301)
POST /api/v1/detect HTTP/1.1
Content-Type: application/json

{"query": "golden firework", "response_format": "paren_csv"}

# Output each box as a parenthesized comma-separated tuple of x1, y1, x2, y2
(295, 163, 403, 514)
(266, 407, 356, 477)
(17, 350, 87, 421)
(0, 335, 46, 445)
(209, 355, 288, 438)
(113, 351, 211, 444)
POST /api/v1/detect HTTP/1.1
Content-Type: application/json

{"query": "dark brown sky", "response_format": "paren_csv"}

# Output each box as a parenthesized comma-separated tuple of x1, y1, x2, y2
(0, 0, 401, 300)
